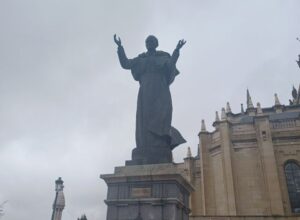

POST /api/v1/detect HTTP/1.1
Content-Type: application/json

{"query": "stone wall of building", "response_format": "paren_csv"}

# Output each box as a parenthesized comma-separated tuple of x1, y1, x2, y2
(178, 92, 300, 219)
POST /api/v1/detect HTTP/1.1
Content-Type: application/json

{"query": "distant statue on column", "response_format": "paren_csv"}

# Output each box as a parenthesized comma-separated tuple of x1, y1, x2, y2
(297, 38, 300, 69)
(51, 177, 65, 220)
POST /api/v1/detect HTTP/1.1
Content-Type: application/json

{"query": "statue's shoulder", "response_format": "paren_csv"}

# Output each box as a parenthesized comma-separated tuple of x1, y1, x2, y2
(137, 52, 147, 58)
(137, 51, 170, 58)
(156, 51, 170, 57)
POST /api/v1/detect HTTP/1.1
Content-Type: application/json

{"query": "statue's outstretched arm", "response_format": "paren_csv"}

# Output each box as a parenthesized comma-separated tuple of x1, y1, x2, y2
(171, 39, 186, 65)
(171, 48, 180, 65)
(114, 34, 133, 70)
(117, 46, 133, 69)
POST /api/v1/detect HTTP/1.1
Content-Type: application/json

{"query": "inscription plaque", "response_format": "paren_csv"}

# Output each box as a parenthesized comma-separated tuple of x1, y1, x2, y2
(131, 187, 151, 198)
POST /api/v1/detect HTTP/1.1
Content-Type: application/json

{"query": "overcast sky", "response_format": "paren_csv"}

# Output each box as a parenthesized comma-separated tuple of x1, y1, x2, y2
(0, 0, 299, 219)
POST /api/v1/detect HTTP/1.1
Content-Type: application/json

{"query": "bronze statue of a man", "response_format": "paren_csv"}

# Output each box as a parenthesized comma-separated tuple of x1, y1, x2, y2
(114, 34, 186, 165)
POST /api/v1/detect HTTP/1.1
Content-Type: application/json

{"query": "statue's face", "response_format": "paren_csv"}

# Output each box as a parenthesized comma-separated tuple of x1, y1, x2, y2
(145, 35, 158, 51)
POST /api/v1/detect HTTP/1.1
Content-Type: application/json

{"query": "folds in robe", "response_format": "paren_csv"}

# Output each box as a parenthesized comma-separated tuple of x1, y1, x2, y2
(117, 46, 186, 150)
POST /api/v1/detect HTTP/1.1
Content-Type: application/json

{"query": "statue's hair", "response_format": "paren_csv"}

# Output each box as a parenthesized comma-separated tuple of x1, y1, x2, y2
(145, 35, 159, 48)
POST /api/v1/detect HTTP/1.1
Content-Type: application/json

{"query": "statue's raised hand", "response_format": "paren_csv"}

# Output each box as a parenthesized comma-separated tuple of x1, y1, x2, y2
(176, 39, 186, 50)
(114, 34, 122, 47)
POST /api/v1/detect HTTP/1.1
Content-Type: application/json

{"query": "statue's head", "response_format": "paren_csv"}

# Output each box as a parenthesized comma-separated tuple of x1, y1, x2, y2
(145, 35, 158, 51)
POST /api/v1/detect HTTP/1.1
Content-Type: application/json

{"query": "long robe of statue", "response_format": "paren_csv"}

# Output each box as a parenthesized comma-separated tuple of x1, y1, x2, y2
(115, 35, 186, 163)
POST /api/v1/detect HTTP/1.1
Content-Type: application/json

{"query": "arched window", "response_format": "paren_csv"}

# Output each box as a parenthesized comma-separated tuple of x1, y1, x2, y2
(285, 161, 300, 213)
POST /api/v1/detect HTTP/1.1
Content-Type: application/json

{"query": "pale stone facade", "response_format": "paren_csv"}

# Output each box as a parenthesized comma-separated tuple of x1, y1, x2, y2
(177, 89, 300, 219)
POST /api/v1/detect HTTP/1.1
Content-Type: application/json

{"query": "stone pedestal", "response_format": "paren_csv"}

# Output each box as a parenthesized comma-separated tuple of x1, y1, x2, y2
(126, 146, 173, 165)
(101, 163, 194, 220)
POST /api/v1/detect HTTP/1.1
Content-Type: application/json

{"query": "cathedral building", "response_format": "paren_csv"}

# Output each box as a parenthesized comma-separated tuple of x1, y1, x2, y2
(178, 87, 300, 219)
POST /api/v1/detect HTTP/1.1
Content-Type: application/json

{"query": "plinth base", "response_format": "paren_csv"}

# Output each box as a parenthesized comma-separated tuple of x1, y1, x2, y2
(101, 163, 194, 220)
(126, 146, 172, 165)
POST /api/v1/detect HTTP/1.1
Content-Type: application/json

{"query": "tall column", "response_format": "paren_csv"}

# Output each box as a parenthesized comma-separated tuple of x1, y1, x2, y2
(254, 116, 284, 215)
(184, 147, 194, 183)
(184, 147, 197, 215)
(219, 120, 237, 215)
(199, 129, 211, 215)
(51, 177, 65, 220)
